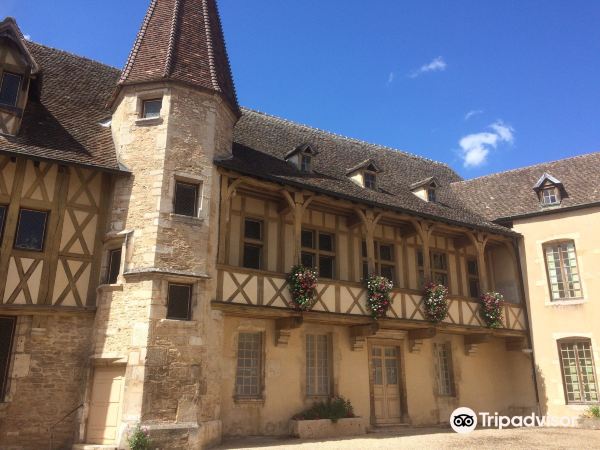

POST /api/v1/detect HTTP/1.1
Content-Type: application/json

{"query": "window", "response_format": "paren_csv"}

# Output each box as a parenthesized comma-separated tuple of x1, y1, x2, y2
(301, 229, 335, 278)
(14, 209, 48, 251)
(0, 72, 22, 107)
(243, 219, 263, 269)
(306, 334, 331, 397)
(141, 98, 162, 119)
(362, 241, 395, 283)
(364, 171, 377, 190)
(541, 187, 560, 205)
(107, 248, 122, 284)
(558, 339, 598, 404)
(417, 249, 449, 288)
(0, 316, 16, 401)
(235, 332, 262, 398)
(0, 205, 7, 240)
(167, 283, 192, 320)
(427, 188, 437, 202)
(435, 343, 455, 396)
(467, 258, 480, 298)
(300, 155, 312, 173)
(174, 181, 199, 216)
(544, 241, 582, 300)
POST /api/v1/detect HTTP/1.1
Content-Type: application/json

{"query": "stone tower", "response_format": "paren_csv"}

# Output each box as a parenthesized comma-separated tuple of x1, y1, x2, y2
(91, 0, 239, 447)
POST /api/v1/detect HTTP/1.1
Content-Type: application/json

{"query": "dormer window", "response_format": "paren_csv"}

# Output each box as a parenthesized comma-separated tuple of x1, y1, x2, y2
(285, 143, 319, 173)
(411, 177, 440, 202)
(0, 72, 22, 107)
(541, 186, 560, 205)
(364, 171, 377, 190)
(346, 159, 383, 190)
(300, 154, 312, 173)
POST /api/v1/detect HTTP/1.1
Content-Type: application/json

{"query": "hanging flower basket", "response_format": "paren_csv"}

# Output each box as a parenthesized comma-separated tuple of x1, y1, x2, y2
(423, 282, 449, 323)
(288, 265, 318, 311)
(479, 292, 505, 328)
(366, 274, 394, 319)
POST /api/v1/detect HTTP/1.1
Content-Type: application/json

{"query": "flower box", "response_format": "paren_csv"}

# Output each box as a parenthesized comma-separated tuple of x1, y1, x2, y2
(289, 417, 367, 439)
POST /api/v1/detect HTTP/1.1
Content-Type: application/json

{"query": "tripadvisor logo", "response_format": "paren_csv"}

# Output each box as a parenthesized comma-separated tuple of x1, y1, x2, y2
(450, 407, 578, 433)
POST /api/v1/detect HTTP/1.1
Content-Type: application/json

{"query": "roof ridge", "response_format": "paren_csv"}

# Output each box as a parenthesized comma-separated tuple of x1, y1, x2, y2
(26, 41, 121, 73)
(163, 0, 182, 77)
(453, 151, 600, 185)
(201, 0, 220, 92)
(240, 107, 455, 170)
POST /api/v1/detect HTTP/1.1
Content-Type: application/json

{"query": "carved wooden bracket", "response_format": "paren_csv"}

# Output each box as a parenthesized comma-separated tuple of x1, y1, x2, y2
(275, 316, 303, 347)
(464, 333, 491, 356)
(505, 336, 527, 352)
(349, 323, 380, 351)
(407, 327, 436, 353)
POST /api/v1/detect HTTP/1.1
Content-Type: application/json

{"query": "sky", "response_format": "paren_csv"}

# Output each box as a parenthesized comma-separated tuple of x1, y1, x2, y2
(2, 0, 600, 179)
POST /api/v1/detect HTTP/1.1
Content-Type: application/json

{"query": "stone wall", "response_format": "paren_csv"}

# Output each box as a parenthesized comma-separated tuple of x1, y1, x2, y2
(0, 313, 94, 450)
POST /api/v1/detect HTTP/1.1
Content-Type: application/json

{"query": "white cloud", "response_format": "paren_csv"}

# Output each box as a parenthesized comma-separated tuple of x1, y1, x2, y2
(464, 109, 483, 121)
(409, 56, 447, 78)
(387, 72, 395, 85)
(458, 121, 514, 168)
(23, 34, 31, 41)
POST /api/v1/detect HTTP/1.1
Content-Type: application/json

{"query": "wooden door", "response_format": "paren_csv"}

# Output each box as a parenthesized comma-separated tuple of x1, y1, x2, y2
(370, 344, 402, 424)
(86, 366, 125, 444)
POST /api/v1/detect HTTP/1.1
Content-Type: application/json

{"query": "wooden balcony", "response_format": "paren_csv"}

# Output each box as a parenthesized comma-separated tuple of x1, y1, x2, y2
(214, 265, 527, 335)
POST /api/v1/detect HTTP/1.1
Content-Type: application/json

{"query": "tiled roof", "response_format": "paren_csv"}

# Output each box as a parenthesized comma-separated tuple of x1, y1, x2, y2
(119, 0, 239, 116)
(451, 152, 600, 221)
(218, 109, 516, 236)
(0, 42, 121, 171)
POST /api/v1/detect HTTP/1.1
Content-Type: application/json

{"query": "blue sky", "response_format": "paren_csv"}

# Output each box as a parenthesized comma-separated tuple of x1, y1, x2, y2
(3, 0, 600, 178)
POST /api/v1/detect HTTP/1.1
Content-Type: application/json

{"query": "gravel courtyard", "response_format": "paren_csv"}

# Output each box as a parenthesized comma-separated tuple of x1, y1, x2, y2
(217, 427, 600, 450)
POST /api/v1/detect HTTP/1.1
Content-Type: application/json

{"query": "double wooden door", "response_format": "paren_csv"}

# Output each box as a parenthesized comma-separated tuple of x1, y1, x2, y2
(369, 344, 402, 424)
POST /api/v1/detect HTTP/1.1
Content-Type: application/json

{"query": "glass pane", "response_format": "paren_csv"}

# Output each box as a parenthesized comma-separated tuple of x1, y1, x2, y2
(0, 72, 21, 106)
(107, 248, 122, 284)
(432, 252, 447, 270)
(301, 229, 314, 248)
(15, 209, 48, 251)
(364, 172, 376, 189)
(379, 244, 393, 261)
(319, 256, 334, 279)
(301, 155, 311, 172)
(385, 358, 398, 385)
(362, 262, 369, 281)
(301, 252, 315, 268)
(307, 334, 330, 396)
(381, 265, 394, 282)
(416, 250, 424, 267)
(467, 259, 478, 276)
(319, 233, 334, 252)
(142, 99, 162, 118)
(167, 284, 192, 320)
(236, 332, 261, 397)
(174, 182, 198, 216)
(373, 359, 383, 385)
(361, 240, 367, 258)
(243, 244, 261, 269)
(244, 219, 262, 240)
(469, 279, 480, 298)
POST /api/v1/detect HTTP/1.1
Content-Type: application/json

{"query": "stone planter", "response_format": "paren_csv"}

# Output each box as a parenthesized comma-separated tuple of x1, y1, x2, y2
(289, 417, 367, 439)
(578, 417, 600, 430)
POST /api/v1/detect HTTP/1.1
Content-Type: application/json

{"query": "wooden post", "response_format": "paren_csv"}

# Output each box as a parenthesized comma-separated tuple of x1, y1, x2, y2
(410, 219, 434, 285)
(281, 190, 314, 265)
(354, 209, 382, 275)
(217, 175, 243, 265)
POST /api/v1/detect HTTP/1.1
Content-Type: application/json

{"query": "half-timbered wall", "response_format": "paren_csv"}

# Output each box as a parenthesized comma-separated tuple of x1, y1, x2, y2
(0, 156, 109, 308)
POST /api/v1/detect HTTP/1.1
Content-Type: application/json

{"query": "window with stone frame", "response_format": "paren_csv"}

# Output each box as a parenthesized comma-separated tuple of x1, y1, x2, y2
(167, 283, 192, 320)
(301, 229, 335, 279)
(466, 257, 480, 299)
(541, 186, 560, 205)
(235, 332, 263, 398)
(435, 342, 455, 396)
(14, 208, 49, 252)
(362, 240, 395, 283)
(0, 72, 22, 107)
(0, 316, 16, 401)
(106, 248, 122, 284)
(306, 334, 331, 397)
(417, 249, 449, 288)
(558, 338, 598, 404)
(173, 180, 200, 217)
(543, 241, 582, 300)
(242, 218, 263, 270)
(141, 98, 162, 119)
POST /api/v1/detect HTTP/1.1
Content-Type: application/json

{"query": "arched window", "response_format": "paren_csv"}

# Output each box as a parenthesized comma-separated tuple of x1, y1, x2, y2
(543, 240, 582, 300)
(557, 338, 598, 404)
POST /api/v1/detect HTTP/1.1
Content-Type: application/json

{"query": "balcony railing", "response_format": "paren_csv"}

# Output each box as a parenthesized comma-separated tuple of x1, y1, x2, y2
(215, 265, 527, 332)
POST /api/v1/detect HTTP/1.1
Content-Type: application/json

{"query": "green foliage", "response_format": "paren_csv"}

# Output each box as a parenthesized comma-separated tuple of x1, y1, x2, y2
(288, 265, 318, 311)
(127, 423, 151, 450)
(423, 282, 449, 323)
(366, 274, 394, 319)
(479, 292, 505, 328)
(584, 405, 600, 419)
(293, 396, 355, 423)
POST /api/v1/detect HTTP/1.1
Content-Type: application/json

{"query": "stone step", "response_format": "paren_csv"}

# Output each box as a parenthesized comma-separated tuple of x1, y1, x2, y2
(72, 445, 118, 450)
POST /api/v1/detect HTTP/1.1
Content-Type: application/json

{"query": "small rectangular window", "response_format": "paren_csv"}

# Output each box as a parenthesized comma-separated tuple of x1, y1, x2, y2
(142, 98, 162, 119)
(301, 228, 335, 278)
(0, 316, 16, 401)
(174, 181, 199, 216)
(306, 334, 331, 396)
(235, 332, 262, 398)
(107, 248, 122, 284)
(427, 188, 437, 202)
(243, 219, 263, 269)
(544, 241, 582, 300)
(559, 339, 598, 404)
(0, 72, 22, 107)
(467, 258, 480, 298)
(431, 251, 449, 287)
(300, 155, 311, 172)
(364, 241, 396, 283)
(542, 187, 560, 205)
(435, 343, 455, 396)
(14, 209, 48, 251)
(167, 283, 192, 320)
(364, 172, 376, 190)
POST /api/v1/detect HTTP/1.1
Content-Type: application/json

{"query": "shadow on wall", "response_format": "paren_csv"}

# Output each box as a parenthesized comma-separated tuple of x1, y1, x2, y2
(536, 364, 548, 416)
